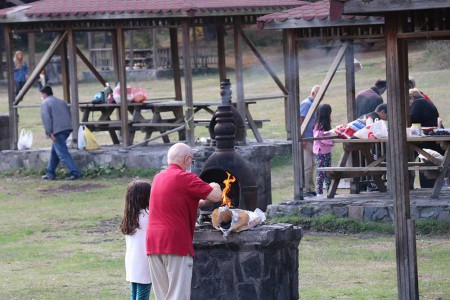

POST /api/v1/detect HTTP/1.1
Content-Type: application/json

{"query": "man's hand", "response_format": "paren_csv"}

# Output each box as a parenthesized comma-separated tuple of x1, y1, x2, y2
(205, 182, 222, 203)
(50, 134, 56, 142)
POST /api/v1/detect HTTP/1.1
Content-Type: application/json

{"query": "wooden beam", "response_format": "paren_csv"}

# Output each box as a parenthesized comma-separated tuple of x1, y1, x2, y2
(282, 30, 291, 139)
(75, 46, 106, 86)
(170, 28, 182, 101)
(111, 30, 120, 83)
(239, 28, 288, 96)
(182, 21, 195, 145)
(14, 31, 68, 105)
(217, 24, 227, 81)
(300, 41, 349, 136)
(27, 32, 36, 72)
(385, 12, 419, 300)
(285, 29, 302, 200)
(341, 0, 450, 14)
(67, 28, 80, 145)
(4, 25, 18, 149)
(345, 40, 356, 121)
(60, 42, 70, 103)
(169, 27, 186, 141)
(233, 18, 246, 130)
(116, 25, 130, 146)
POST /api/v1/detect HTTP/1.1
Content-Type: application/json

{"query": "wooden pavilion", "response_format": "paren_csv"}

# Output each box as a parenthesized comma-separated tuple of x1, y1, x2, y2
(257, 0, 384, 199)
(0, 0, 308, 148)
(330, 1, 450, 299)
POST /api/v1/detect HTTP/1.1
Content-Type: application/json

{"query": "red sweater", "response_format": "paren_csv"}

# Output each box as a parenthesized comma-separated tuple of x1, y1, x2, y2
(146, 164, 212, 257)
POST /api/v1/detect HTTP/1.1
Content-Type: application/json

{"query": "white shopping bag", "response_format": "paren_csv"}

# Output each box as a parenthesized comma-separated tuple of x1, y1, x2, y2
(17, 129, 33, 150)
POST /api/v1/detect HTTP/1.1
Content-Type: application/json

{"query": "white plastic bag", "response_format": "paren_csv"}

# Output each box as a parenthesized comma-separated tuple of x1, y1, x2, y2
(112, 83, 133, 104)
(371, 120, 388, 139)
(77, 125, 87, 150)
(211, 206, 266, 237)
(66, 133, 72, 147)
(17, 129, 33, 150)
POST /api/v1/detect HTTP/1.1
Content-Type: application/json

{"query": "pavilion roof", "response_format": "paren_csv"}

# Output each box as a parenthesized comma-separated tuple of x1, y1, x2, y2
(0, 0, 309, 22)
(257, 0, 382, 30)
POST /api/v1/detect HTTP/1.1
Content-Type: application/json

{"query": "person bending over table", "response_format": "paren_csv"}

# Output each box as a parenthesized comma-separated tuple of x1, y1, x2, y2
(409, 88, 443, 188)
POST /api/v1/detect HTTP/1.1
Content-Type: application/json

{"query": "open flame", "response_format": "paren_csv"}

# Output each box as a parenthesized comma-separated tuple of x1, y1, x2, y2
(221, 171, 236, 207)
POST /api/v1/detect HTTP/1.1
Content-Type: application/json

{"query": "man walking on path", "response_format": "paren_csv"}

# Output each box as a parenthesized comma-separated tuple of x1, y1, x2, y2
(40, 86, 81, 180)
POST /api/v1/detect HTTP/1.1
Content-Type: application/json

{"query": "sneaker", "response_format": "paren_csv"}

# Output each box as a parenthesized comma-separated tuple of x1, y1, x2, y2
(316, 193, 325, 198)
(42, 174, 55, 180)
(65, 175, 80, 181)
(303, 192, 317, 198)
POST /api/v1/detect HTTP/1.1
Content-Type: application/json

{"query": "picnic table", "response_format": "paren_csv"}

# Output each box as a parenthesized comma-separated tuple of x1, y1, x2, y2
(311, 136, 450, 199)
(79, 100, 184, 144)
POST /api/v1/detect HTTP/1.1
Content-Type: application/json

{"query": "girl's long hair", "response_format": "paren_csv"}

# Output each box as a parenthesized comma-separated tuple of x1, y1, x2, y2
(314, 104, 332, 131)
(120, 180, 151, 235)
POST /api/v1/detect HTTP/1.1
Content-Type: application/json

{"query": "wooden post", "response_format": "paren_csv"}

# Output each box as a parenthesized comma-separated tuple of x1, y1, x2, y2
(182, 21, 195, 145)
(27, 32, 36, 73)
(345, 40, 359, 193)
(116, 25, 130, 146)
(67, 28, 80, 144)
(385, 13, 419, 300)
(233, 18, 246, 128)
(60, 42, 70, 103)
(152, 28, 158, 69)
(170, 28, 182, 100)
(285, 29, 302, 200)
(283, 30, 291, 140)
(4, 25, 18, 149)
(111, 30, 120, 84)
(170, 27, 186, 141)
(216, 24, 226, 81)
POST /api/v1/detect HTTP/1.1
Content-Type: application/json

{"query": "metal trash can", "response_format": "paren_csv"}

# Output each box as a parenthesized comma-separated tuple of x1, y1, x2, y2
(0, 114, 10, 150)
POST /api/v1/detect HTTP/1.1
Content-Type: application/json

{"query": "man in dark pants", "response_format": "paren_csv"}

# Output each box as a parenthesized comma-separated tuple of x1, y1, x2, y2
(409, 88, 442, 188)
(40, 86, 81, 180)
(355, 79, 387, 118)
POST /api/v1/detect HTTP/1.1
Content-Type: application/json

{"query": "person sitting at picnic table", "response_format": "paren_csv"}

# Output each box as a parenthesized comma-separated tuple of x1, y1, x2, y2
(359, 103, 388, 122)
(408, 76, 432, 102)
(409, 88, 443, 188)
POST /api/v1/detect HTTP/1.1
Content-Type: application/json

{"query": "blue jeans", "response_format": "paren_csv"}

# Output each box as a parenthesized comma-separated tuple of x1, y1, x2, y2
(46, 130, 81, 179)
(130, 282, 152, 300)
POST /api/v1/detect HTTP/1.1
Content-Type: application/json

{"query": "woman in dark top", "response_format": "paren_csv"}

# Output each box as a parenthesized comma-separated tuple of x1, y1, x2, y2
(409, 88, 443, 188)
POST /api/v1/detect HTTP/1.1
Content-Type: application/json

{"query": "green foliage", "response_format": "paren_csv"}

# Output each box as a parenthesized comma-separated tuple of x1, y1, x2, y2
(268, 213, 450, 236)
(423, 41, 450, 69)
(82, 162, 127, 178)
(0, 164, 157, 180)
(416, 219, 450, 235)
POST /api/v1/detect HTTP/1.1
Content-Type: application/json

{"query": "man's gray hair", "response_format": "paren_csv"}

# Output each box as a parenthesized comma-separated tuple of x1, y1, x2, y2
(167, 143, 192, 165)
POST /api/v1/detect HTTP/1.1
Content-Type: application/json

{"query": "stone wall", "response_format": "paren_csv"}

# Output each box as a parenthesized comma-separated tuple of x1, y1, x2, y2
(266, 195, 450, 222)
(192, 223, 303, 300)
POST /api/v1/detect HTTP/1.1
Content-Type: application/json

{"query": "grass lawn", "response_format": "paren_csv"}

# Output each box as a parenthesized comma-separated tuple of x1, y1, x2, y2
(1, 39, 449, 298)
(0, 176, 449, 299)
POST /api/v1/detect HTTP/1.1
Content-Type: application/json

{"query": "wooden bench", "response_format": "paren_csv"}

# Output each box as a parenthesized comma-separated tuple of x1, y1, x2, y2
(80, 121, 122, 130)
(318, 165, 441, 179)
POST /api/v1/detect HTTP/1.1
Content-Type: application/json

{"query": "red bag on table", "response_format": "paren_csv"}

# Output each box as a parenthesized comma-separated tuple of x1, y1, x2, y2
(133, 87, 148, 103)
(335, 119, 366, 139)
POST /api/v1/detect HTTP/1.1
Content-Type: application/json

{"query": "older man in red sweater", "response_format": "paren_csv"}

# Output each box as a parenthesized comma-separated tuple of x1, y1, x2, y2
(146, 143, 222, 300)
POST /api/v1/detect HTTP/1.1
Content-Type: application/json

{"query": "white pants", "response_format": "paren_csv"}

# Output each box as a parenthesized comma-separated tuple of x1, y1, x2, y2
(148, 254, 193, 300)
(303, 141, 316, 192)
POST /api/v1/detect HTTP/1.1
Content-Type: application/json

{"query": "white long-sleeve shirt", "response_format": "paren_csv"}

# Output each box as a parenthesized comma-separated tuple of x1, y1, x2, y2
(125, 209, 151, 284)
